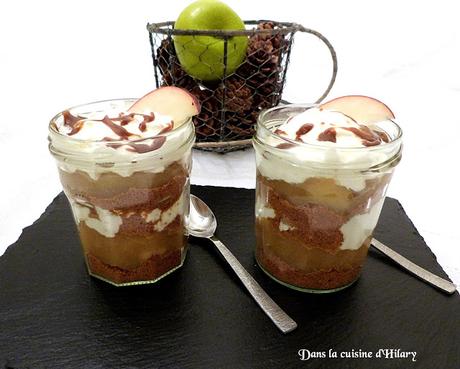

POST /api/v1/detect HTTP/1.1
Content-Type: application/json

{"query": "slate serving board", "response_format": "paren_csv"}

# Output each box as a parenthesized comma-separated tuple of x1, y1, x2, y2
(0, 186, 459, 369)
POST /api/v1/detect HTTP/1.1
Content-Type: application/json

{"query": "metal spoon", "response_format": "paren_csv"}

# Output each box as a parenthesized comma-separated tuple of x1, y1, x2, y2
(188, 195, 297, 334)
(371, 238, 456, 294)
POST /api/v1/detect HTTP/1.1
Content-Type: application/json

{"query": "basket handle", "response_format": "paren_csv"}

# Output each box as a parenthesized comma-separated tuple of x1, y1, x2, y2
(292, 25, 338, 103)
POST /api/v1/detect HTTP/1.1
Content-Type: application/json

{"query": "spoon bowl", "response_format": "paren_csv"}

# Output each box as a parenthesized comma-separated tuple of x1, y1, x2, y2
(189, 195, 216, 238)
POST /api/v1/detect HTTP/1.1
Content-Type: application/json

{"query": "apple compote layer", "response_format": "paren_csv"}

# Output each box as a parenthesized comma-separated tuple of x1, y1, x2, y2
(59, 160, 189, 285)
(255, 172, 391, 291)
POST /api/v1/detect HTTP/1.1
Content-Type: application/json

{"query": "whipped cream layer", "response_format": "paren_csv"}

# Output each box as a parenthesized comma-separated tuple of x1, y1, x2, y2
(49, 99, 194, 179)
(70, 196, 184, 238)
(275, 108, 387, 147)
(58, 110, 173, 142)
(339, 197, 384, 250)
(256, 201, 382, 251)
(256, 107, 400, 191)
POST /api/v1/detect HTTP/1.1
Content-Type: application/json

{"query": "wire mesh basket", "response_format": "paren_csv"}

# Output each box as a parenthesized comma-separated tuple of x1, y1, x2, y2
(147, 20, 337, 153)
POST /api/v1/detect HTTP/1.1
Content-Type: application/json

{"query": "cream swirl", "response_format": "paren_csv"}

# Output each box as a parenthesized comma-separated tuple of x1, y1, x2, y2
(254, 105, 401, 191)
(274, 107, 388, 147)
(56, 110, 173, 146)
(49, 99, 195, 179)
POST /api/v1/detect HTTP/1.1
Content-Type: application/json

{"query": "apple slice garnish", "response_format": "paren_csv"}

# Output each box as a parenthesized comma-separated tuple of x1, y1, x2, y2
(128, 86, 200, 127)
(320, 95, 395, 124)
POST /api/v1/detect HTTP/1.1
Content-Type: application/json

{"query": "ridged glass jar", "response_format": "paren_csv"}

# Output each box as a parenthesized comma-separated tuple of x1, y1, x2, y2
(253, 104, 402, 293)
(49, 99, 195, 286)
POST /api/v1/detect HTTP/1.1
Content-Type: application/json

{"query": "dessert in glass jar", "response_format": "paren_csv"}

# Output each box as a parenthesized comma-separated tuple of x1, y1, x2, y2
(48, 87, 200, 286)
(253, 96, 403, 292)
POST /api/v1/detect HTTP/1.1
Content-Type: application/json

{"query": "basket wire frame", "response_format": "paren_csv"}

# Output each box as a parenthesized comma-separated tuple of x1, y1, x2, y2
(147, 20, 337, 153)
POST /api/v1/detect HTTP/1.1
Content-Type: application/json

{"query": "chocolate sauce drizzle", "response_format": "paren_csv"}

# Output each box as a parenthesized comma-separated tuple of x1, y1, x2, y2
(274, 116, 390, 148)
(126, 136, 167, 153)
(376, 130, 390, 143)
(101, 116, 133, 140)
(276, 142, 296, 150)
(295, 123, 314, 142)
(62, 110, 170, 153)
(342, 126, 386, 147)
(62, 111, 85, 136)
(318, 127, 337, 143)
(136, 113, 155, 132)
(104, 136, 167, 154)
(158, 122, 173, 135)
(117, 113, 136, 126)
(62, 110, 162, 136)
(62, 110, 81, 129)
(316, 125, 389, 146)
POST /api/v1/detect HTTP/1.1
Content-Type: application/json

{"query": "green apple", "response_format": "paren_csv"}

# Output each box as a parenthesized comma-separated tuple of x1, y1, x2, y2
(173, 0, 248, 82)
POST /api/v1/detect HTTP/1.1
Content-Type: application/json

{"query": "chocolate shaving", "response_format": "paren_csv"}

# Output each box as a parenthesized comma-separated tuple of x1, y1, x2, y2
(318, 127, 337, 143)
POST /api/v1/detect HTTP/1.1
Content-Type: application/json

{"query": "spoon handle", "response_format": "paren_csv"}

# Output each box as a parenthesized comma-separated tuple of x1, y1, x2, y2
(209, 235, 297, 334)
(371, 238, 457, 294)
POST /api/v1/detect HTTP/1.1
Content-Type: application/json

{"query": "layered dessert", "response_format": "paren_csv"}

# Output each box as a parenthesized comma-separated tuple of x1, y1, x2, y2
(253, 96, 403, 292)
(49, 87, 200, 285)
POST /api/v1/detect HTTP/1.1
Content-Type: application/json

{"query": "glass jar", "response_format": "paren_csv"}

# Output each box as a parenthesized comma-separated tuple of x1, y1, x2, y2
(49, 99, 195, 286)
(253, 104, 402, 293)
